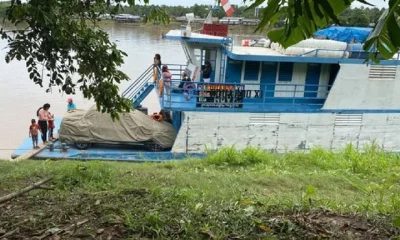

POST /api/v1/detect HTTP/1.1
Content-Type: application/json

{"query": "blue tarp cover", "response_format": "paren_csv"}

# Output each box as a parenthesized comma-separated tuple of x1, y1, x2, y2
(314, 26, 372, 43)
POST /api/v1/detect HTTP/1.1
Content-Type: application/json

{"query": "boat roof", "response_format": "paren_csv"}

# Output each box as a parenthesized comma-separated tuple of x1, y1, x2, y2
(166, 29, 400, 65)
(231, 46, 283, 57)
(227, 46, 400, 64)
(165, 30, 232, 45)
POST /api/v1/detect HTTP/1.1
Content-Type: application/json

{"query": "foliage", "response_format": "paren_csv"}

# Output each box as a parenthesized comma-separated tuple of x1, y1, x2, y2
(0, 144, 400, 238)
(0, 0, 168, 119)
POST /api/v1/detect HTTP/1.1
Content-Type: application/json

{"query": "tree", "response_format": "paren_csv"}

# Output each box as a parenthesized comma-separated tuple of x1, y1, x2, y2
(0, 0, 169, 120)
(348, 10, 370, 26)
(0, 0, 399, 118)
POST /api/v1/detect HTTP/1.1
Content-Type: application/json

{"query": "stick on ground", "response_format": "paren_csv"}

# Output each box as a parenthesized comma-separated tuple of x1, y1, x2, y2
(0, 176, 54, 204)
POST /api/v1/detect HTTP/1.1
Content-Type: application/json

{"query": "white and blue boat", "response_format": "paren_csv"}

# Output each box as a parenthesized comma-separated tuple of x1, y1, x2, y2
(12, 21, 400, 161)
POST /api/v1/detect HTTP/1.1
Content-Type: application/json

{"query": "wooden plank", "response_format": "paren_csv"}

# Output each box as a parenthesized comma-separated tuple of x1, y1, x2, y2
(14, 136, 58, 161)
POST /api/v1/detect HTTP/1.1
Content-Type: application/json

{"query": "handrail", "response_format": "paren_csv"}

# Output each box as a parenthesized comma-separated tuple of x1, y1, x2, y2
(160, 80, 332, 88)
(157, 80, 333, 110)
(121, 64, 154, 97)
(125, 69, 153, 99)
(121, 63, 188, 102)
(297, 48, 400, 60)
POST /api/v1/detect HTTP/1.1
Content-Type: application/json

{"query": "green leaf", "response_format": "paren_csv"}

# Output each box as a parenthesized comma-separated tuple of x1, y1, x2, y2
(393, 216, 400, 227)
(306, 185, 316, 196)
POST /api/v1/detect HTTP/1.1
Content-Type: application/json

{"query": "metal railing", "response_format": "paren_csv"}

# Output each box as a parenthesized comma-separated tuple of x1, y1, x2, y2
(297, 48, 400, 60)
(157, 80, 332, 111)
(121, 64, 154, 99)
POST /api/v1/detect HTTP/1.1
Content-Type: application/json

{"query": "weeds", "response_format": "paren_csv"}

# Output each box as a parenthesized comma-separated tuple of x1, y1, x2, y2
(1, 143, 400, 239)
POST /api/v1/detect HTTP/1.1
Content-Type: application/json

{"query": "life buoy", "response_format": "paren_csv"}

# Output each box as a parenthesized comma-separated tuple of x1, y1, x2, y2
(151, 112, 163, 122)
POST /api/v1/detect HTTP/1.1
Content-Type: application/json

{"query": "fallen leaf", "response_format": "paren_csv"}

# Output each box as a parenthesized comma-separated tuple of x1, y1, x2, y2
(46, 227, 61, 234)
(240, 200, 255, 205)
(199, 230, 216, 240)
(195, 203, 203, 210)
(95, 200, 101, 205)
(243, 206, 254, 216)
(96, 228, 105, 234)
(258, 225, 273, 233)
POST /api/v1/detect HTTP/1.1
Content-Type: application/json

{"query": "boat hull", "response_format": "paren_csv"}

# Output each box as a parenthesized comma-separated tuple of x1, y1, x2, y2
(171, 111, 400, 153)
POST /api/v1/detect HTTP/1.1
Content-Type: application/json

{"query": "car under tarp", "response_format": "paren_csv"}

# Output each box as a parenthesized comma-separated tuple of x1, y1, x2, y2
(58, 106, 177, 149)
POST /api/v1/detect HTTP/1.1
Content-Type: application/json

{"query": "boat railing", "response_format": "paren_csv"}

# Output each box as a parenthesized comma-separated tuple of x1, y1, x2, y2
(157, 80, 333, 110)
(121, 63, 187, 100)
(162, 63, 188, 78)
(121, 64, 154, 99)
(298, 48, 400, 60)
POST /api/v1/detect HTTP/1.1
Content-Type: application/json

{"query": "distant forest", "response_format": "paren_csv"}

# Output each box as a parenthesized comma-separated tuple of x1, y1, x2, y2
(0, 1, 385, 27)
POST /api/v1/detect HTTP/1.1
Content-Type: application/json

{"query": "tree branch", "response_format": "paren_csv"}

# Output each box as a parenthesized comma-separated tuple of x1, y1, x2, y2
(0, 176, 54, 204)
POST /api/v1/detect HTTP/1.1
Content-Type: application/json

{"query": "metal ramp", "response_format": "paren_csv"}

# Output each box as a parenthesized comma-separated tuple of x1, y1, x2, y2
(122, 64, 157, 108)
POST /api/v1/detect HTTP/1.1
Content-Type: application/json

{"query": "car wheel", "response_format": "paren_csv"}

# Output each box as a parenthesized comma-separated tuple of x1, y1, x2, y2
(147, 142, 163, 152)
(74, 142, 91, 150)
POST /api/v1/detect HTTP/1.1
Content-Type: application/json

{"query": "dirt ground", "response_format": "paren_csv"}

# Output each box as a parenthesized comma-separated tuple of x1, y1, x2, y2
(1, 193, 398, 240)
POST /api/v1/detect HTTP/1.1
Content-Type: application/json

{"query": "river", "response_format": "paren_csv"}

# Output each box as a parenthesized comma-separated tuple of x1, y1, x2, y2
(0, 22, 262, 159)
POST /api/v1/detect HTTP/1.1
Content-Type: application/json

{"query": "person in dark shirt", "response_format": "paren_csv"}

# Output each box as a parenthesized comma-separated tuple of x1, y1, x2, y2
(201, 60, 212, 83)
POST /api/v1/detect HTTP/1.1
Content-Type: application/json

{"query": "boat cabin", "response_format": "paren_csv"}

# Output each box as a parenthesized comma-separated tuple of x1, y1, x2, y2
(154, 25, 400, 113)
(122, 24, 400, 117)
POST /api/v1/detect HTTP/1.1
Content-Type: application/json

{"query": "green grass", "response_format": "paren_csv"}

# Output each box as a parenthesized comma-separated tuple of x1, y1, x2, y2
(1, 143, 400, 239)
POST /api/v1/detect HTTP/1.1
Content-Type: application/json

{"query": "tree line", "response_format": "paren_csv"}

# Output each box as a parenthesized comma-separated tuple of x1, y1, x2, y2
(0, 2, 385, 27)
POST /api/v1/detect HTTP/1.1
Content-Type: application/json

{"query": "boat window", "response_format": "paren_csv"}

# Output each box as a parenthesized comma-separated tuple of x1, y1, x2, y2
(278, 62, 294, 81)
(202, 49, 217, 70)
(194, 49, 201, 62)
(244, 61, 260, 81)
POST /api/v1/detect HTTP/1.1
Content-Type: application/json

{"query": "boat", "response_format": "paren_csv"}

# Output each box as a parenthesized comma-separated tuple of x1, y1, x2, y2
(114, 14, 141, 23)
(11, 16, 400, 161)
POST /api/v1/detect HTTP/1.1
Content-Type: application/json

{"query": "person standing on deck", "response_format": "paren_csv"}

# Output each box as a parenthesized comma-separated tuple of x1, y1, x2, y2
(67, 98, 76, 111)
(201, 61, 212, 83)
(48, 113, 55, 141)
(153, 54, 162, 83)
(37, 103, 51, 143)
(161, 65, 172, 101)
(29, 119, 41, 149)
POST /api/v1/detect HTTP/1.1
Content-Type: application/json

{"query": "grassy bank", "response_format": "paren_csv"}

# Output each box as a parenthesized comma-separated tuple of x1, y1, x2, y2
(1, 144, 400, 239)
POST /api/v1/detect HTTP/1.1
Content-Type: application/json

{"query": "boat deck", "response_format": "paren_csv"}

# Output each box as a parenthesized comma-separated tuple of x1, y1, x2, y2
(157, 82, 327, 113)
(11, 117, 205, 162)
(160, 92, 324, 112)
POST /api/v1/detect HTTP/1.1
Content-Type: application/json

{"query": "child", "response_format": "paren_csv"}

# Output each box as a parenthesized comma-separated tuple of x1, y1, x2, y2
(29, 119, 41, 149)
(48, 113, 55, 140)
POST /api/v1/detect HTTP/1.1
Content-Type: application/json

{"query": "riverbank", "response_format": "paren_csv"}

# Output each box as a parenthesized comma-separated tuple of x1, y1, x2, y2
(1, 145, 399, 239)
(0, 19, 269, 36)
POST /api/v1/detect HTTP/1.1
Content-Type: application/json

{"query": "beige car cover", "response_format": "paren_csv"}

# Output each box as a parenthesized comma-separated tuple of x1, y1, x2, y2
(58, 106, 177, 148)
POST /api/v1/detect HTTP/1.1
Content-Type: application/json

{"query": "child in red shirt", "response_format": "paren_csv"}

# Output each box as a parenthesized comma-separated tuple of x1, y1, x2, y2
(29, 119, 41, 149)
(48, 113, 55, 141)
